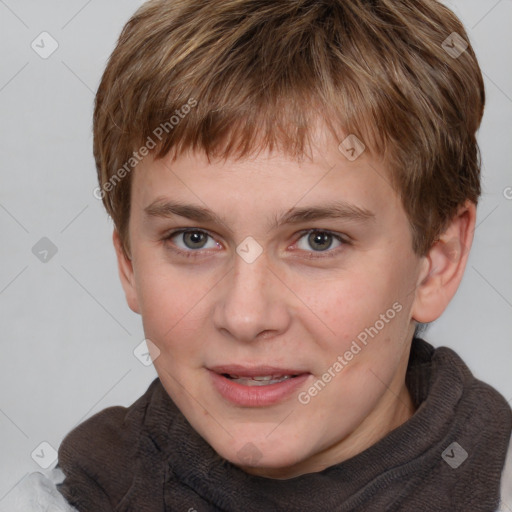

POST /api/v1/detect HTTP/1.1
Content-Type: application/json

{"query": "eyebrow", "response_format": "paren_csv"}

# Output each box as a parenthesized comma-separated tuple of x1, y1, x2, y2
(144, 199, 375, 232)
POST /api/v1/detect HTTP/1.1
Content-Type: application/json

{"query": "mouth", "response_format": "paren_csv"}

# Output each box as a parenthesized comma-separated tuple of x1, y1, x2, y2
(208, 365, 311, 406)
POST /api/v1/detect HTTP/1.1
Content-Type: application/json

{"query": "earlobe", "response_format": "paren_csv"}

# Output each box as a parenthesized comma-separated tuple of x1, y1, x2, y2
(113, 230, 140, 314)
(411, 201, 476, 323)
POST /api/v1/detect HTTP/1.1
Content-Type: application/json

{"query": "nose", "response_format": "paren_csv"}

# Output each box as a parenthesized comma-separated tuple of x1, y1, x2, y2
(212, 250, 291, 343)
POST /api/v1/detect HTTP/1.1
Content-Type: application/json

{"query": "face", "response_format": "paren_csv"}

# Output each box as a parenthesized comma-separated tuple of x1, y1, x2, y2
(119, 133, 427, 479)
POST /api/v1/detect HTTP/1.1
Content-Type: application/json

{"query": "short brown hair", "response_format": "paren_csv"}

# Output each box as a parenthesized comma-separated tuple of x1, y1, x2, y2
(93, 0, 484, 256)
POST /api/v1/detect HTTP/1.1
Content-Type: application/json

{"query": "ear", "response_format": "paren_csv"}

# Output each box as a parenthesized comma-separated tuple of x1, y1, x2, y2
(411, 201, 476, 323)
(113, 230, 140, 314)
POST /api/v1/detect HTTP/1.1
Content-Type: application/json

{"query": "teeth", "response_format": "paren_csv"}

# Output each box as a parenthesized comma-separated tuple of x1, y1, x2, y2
(226, 374, 295, 386)
(228, 374, 292, 380)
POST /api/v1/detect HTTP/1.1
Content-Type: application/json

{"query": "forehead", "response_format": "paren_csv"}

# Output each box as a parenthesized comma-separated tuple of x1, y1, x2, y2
(131, 137, 403, 233)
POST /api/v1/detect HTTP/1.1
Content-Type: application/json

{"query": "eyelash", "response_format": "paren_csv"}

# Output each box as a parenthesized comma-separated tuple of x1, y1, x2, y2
(162, 228, 349, 260)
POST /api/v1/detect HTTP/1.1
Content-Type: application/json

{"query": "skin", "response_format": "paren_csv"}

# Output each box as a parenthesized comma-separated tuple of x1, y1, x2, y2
(114, 130, 476, 479)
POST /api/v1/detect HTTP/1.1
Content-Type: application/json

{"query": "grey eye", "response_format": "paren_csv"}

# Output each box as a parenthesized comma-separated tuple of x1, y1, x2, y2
(297, 231, 342, 252)
(171, 230, 218, 251)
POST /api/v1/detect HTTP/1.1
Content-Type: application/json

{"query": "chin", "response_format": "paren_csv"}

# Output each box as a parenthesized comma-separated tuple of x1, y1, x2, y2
(217, 435, 309, 475)
(233, 453, 312, 480)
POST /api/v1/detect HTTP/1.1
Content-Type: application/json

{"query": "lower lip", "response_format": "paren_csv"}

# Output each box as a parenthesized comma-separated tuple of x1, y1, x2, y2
(209, 371, 311, 407)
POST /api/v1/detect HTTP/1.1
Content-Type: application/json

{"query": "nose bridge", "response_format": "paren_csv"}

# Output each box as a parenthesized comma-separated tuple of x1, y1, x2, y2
(213, 250, 289, 342)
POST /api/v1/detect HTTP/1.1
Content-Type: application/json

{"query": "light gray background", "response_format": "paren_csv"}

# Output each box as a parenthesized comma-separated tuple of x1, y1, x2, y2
(0, 0, 511, 500)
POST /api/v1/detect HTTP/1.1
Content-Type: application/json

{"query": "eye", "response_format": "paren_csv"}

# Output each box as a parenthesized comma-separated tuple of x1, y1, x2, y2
(164, 229, 221, 256)
(294, 230, 346, 256)
(163, 228, 348, 260)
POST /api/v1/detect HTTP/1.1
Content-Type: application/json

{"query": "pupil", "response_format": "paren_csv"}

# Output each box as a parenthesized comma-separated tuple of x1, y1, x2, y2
(309, 231, 332, 251)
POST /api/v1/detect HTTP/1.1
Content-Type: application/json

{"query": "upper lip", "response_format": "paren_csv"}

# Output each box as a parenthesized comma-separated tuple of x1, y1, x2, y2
(209, 365, 309, 377)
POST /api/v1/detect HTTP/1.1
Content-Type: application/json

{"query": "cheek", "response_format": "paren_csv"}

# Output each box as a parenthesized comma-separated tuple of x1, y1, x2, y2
(300, 267, 411, 360)
(299, 272, 386, 329)
(134, 261, 195, 346)
(134, 256, 224, 367)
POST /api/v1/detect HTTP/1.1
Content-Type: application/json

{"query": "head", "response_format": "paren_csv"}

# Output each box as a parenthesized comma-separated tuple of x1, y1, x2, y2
(93, 0, 484, 478)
